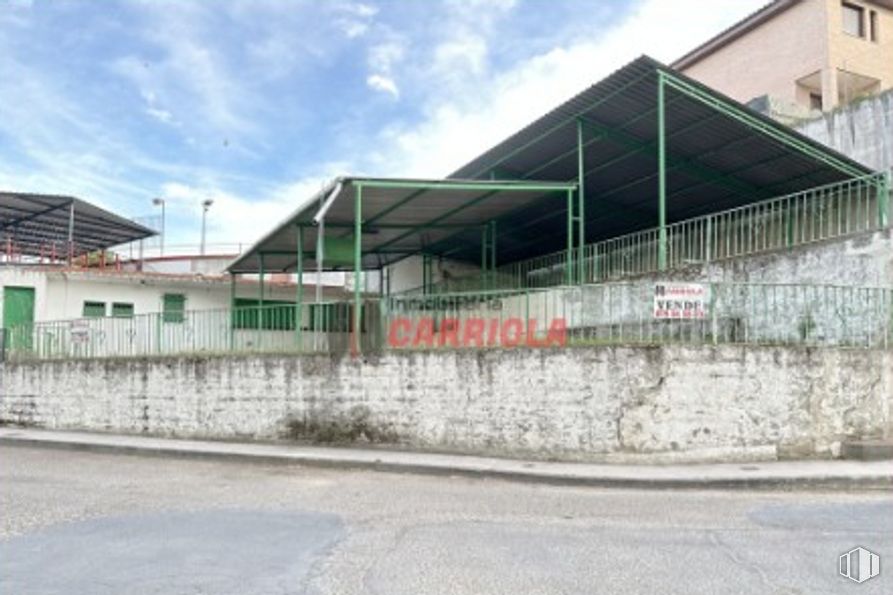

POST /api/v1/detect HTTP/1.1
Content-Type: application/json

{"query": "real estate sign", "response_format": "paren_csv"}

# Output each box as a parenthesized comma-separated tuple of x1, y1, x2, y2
(653, 282, 709, 320)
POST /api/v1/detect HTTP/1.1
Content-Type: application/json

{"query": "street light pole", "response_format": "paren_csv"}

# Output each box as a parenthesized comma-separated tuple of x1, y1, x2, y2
(200, 199, 213, 255)
(152, 197, 165, 256)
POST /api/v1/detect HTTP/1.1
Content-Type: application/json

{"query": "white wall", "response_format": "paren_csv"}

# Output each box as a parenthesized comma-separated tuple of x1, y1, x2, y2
(0, 267, 341, 324)
(386, 255, 481, 294)
(42, 274, 229, 320)
(2, 346, 890, 463)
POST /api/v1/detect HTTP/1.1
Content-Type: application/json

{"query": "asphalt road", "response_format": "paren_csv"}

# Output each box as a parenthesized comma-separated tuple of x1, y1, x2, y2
(1, 446, 890, 594)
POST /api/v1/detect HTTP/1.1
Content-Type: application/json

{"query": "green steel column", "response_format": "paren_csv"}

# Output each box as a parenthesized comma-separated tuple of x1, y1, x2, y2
(481, 225, 489, 276)
(296, 225, 304, 350)
(258, 253, 265, 347)
(489, 220, 497, 288)
(229, 272, 236, 351)
(422, 253, 432, 295)
(576, 119, 586, 284)
(657, 72, 668, 271)
(566, 188, 574, 284)
(879, 172, 890, 228)
(354, 184, 363, 354)
(480, 226, 487, 287)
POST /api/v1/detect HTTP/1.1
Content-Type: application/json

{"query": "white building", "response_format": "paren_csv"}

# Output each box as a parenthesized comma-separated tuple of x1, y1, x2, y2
(0, 266, 347, 324)
(0, 192, 351, 336)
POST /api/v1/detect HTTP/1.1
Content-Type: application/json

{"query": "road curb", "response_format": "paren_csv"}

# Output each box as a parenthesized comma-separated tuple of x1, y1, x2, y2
(2, 433, 891, 491)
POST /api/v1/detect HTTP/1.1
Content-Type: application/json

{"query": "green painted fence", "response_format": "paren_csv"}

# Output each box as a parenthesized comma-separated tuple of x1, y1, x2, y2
(405, 172, 889, 296)
(4, 281, 891, 361)
(3, 301, 382, 361)
(386, 282, 893, 350)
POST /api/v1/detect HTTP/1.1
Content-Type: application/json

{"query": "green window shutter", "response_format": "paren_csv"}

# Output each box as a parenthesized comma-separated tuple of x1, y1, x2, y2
(82, 301, 106, 318)
(162, 294, 186, 323)
(233, 298, 259, 330)
(232, 298, 296, 330)
(112, 302, 134, 318)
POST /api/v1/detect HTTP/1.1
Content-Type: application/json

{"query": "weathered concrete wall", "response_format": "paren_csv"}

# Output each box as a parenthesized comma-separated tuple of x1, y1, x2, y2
(646, 228, 893, 288)
(2, 346, 890, 463)
(795, 89, 893, 174)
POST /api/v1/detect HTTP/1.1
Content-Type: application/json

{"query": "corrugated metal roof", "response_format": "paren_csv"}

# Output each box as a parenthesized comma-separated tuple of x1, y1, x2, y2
(228, 56, 873, 274)
(441, 55, 872, 264)
(0, 192, 156, 256)
(226, 177, 576, 274)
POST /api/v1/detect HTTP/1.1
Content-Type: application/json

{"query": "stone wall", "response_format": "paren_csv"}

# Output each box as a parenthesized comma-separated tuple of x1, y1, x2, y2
(795, 88, 893, 174)
(675, 228, 892, 288)
(2, 346, 890, 463)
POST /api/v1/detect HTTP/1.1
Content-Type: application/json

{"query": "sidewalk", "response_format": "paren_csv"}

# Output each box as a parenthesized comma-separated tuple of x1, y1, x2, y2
(2, 427, 891, 490)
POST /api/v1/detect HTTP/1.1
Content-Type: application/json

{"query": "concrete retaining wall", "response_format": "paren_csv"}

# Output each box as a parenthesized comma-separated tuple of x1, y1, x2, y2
(2, 346, 891, 463)
(795, 89, 893, 175)
(675, 228, 892, 288)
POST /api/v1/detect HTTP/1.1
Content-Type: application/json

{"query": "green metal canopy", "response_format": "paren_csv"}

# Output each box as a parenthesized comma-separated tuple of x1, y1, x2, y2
(441, 55, 875, 266)
(227, 177, 576, 274)
(229, 55, 878, 279)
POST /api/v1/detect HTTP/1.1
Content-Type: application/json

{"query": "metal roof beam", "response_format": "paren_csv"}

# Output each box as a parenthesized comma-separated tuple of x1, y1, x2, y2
(359, 187, 429, 229)
(661, 71, 867, 179)
(577, 115, 763, 198)
(322, 221, 479, 230)
(464, 68, 657, 179)
(357, 179, 575, 191)
(0, 200, 73, 232)
(520, 92, 689, 181)
(369, 186, 570, 255)
(454, 131, 768, 260)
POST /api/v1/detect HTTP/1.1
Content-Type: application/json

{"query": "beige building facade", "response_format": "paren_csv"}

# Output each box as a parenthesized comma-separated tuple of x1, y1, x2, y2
(673, 0, 893, 113)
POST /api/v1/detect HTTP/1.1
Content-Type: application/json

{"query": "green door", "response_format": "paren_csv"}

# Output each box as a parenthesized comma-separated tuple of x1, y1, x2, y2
(2, 286, 35, 350)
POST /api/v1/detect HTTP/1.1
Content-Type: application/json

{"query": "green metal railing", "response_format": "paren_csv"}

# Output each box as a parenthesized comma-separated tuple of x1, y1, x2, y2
(4, 301, 383, 361)
(386, 282, 893, 350)
(4, 281, 891, 361)
(404, 173, 889, 296)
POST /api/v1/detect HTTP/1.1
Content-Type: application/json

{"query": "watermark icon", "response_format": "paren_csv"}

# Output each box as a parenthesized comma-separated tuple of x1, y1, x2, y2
(839, 546, 880, 584)
(388, 317, 567, 349)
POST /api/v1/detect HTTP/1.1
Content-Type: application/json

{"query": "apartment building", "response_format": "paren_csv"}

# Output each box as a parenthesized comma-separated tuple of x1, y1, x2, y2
(673, 0, 893, 115)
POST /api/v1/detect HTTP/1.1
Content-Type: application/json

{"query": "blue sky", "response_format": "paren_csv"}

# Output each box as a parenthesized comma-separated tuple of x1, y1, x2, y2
(0, 0, 765, 247)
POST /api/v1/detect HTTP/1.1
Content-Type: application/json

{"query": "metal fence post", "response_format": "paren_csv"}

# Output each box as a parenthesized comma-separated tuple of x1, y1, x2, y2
(657, 71, 668, 271)
(353, 183, 363, 355)
(296, 224, 304, 351)
(879, 171, 890, 228)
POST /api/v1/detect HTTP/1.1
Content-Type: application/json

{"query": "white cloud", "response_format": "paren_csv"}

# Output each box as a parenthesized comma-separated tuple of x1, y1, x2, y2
(157, 161, 349, 246)
(372, 0, 768, 178)
(340, 2, 378, 19)
(364, 35, 406, 97)
(112, 3, 264, 147)
(146, 106, 174, 124)
(202, 0, 766, 245)
(334, 1, 379, 38)
(366, 74, 399, 98)
(0, 0, 770, 249)
(433, 36, 488, 77)
(368, 38, 405, 73)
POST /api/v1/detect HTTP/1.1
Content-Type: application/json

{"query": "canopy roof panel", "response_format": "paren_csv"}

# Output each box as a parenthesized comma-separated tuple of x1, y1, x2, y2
(227, 178, 576, 274)
(0, 192, 156, 257)
(442, 55, 872, 264)
(229, 56, 873, 274)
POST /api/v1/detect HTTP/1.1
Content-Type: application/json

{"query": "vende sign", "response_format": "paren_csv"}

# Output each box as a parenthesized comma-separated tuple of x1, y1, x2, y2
(653, 282, 709, 320)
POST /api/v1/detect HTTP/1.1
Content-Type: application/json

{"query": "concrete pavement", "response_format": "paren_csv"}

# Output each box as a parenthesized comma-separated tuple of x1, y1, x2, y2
(2, 444, 892, 594)
(1, 427, 891, 489)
